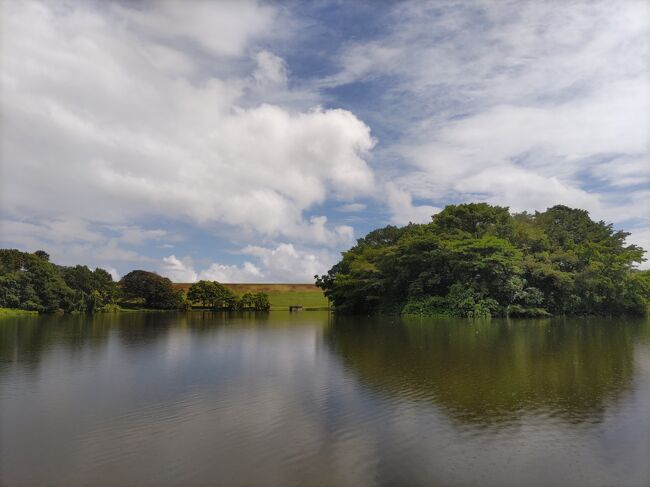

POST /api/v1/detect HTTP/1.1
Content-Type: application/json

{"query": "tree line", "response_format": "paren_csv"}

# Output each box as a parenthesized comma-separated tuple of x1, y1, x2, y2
(0, 249, 269, 313)
(316, 204, 650, 317)
(185, 280, 270, 311)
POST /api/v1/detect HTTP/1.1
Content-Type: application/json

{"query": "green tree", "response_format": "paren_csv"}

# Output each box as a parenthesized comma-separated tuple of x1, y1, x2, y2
(119, 270, 183, 309)
(240, 292, 255, 309)
(186, 280, 242, 310)
(316, 204, 648, 317)
(212, 282, 239, 310)
(187, 280, 219, 308)
(0, 249, 75, 313)
(240, 292, 270, 311)
(60, 265, 118, 310)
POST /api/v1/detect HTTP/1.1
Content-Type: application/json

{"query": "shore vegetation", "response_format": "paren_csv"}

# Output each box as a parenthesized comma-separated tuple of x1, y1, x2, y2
(316, 204, 650, 317)
(0, 250, 271, 314)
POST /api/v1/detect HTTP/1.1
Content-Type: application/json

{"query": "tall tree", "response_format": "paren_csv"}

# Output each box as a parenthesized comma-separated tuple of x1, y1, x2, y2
(316, 204, 648, 317)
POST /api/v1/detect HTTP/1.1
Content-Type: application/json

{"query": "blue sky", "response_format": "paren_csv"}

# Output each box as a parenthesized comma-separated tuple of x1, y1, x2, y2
(1, 0, 649, 281)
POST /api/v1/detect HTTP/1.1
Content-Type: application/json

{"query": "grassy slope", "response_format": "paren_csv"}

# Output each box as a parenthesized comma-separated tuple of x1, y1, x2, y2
(0, 307, 38, 317)
(173, 283, 329, 310)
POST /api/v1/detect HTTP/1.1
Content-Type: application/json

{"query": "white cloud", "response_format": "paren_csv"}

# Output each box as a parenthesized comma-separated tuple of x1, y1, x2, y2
(106, 267, 120, 281)
(161, 255, 198, 283)
(0, 219, 103, 245)
(330, 0, 649, 228)
(160, 254, 265, 283)
(159, 243, 336, 283)
(0, 218, 166, 273)
(385, 183, 439, 225)
(241, 243, 333, 282)
(253, 51, 288, 87)
(627, 226, 650, 270)
(0, 1, 374, 248)
(113, 0, 279, 58)
(198, 261, 263, 283)
(1, 0, 648, 275)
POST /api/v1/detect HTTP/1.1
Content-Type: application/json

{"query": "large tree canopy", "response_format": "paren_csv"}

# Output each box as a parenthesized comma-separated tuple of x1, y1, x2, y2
(316, 204, 649, 317)
(119, 270, 184, 310)
(0, 249, 119, 313)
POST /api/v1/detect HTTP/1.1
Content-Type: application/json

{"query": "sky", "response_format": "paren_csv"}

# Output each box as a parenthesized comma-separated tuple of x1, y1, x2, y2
(0, 0, 649, 282)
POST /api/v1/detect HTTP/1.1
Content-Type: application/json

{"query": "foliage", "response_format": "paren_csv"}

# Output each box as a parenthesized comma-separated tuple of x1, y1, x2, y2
(632, 270, 650, 301)
(60, 265, 119, 312)
(240, 292, 271, 311)
(238, 289, 328, 310)
(186, 280, 270, 310)
(211, 282, 239, 310)
(402, 285, 499, 318)
(316, 204, 648, 317)
(505, 304, 551, 318)
(187, 280, 221, 308)
(0, 249, 120, 313)
(0, 307, 39, 317)
(120, 270, 185, 310)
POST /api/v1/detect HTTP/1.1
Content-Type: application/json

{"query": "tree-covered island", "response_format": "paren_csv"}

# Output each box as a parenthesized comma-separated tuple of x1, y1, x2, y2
(316, 203, 650, 317)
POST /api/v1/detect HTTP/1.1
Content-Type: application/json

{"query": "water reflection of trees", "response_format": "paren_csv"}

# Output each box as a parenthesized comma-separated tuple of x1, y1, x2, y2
(1, 314, 109, 371)
(0, 311, 326, 372)
(0, 313, 175, 371)
(326, 316, 644, 425)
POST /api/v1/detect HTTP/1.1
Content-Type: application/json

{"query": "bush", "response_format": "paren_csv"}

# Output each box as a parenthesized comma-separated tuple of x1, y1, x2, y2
(446, 284, 499, 318)
(99, 303, 122, 313)
(402, 296, 449, 316)
(240, 292, 270, 311)
(506, 304, 551, 318)
(402, 287, 499, 318)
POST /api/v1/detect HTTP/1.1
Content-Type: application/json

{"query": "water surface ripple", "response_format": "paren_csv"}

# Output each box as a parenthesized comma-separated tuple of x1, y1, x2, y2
(1, 312, 649, 486)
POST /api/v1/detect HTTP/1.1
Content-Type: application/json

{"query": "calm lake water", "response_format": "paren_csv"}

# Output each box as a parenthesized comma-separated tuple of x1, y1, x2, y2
(1, 312, 649, 486)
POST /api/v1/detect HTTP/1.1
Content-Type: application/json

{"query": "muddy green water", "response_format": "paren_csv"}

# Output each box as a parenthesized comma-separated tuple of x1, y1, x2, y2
(1, 312, 649, 486)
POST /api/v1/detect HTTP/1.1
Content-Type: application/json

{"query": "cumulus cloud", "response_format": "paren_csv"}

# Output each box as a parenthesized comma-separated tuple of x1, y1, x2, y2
(160, 255, 198, 283)
(240, 243, 333, 282)
(159, 243, 336, 283)
(160, 253, 267, 283)
(385, 183, 439, 225)
(1, 0, 647, 276)
(0, 1, 374, 249)
(198, 261, 263, 283)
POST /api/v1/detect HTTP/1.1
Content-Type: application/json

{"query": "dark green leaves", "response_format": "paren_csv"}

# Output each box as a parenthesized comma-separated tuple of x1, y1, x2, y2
(316, 204, 648, 317)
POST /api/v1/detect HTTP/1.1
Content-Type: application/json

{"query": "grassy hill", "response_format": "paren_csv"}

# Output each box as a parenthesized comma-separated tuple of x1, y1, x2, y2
(173, 283, 329, 310)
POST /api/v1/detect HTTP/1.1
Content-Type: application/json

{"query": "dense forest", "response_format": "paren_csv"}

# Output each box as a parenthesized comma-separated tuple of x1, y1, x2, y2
(0, 249, 269, 313)
(316, 204, 650, 317)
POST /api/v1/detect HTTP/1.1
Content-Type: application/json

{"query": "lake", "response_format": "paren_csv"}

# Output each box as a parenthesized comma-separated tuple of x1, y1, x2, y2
(1, 312, 649, 486)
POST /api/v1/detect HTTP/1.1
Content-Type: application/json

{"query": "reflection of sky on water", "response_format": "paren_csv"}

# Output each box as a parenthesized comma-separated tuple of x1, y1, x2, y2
(0, 313, 649, 486)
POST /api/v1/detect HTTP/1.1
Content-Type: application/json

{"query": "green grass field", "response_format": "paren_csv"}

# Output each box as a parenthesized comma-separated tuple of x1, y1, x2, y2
(0, 307, 38, 317)
(173, 283, 329, 310)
